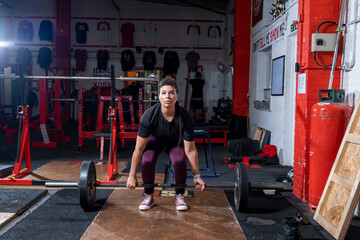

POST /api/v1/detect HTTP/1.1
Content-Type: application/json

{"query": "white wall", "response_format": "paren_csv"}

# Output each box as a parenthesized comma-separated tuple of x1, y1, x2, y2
(342, 0, 360, 107)
(248, 0, 298, 166)
(0, 0, 228, 121)
(247, 0, 360, 166)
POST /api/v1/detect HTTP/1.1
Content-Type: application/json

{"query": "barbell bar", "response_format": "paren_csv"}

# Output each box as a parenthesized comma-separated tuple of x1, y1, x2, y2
(0, 74, 157, 82)
(50, 98, 160, 103)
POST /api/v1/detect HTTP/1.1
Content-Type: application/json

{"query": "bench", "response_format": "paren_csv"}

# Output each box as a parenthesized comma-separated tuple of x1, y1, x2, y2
(226, 127, 271, 166)
(194, 124, 228, 146)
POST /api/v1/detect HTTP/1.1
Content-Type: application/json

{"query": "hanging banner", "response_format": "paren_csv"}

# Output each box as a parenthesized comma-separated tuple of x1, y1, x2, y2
(252, 0, 263, 27)
(253, 22, 286, 51)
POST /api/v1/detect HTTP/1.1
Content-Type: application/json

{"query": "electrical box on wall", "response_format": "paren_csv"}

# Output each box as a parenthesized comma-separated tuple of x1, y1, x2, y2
(311, 33, 337, 52)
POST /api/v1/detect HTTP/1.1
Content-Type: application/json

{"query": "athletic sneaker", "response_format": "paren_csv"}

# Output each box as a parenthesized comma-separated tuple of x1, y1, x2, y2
(139, 194, 154, 210)
(175, 194, 188, 211)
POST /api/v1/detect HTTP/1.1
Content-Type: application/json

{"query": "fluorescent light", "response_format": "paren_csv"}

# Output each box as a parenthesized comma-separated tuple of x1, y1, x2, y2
(0, 42, 14, 47)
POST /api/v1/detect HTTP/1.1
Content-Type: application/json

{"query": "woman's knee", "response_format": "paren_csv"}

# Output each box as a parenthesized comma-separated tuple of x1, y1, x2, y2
(170, 149, 186, 168)
(172, 159, 186, 170)
(142, 150, 157, 167)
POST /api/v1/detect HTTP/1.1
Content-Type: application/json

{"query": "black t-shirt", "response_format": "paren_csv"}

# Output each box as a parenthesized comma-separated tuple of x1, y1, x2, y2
(37, 47, 52, 69)
(190, 79, 205, 99)
(143, 51, 156, 70)
(121, 49, 135, 72)
(138, 104, 195, 146)
(97, 50, 109, 70)
(75, 22, 89, 44)
(163, 50, 179, 74)
(39, 20, 53, 42)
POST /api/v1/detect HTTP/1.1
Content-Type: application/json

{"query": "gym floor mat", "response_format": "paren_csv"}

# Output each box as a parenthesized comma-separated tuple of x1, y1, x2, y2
(0, 189, 112, 240)
(0, 165, 13, 178)
(22, 161, 128, 181)
(225, 190, 326, 239)
(0, 189, 47, 214)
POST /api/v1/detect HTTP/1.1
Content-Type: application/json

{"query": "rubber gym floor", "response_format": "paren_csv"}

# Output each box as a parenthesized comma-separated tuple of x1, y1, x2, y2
(0, 123, 359, 240)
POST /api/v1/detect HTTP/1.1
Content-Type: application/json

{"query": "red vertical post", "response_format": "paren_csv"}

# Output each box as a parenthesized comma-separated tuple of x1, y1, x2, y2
(293, 0, 342, 201)
(32, 79, 57, 148)
(232, 0, 251, 117)
(39, 79, 47, 127)
(56, 0, 71, 122)
(54, 79, 62, 129)
(11, 107, 32, 178)
(107, 108, 118, 181)
(138, 88, 143, 120)
(78, 88, 84, 152)
(117, 99, 126, 147)
(23, 107, 32, 172)
(96, 99, 105, 133)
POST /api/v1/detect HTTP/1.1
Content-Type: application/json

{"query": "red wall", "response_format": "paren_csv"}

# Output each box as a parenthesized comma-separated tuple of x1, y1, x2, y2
(293, 0, 342, 201)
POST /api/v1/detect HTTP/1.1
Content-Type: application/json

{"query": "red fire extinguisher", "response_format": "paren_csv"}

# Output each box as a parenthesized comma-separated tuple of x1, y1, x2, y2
(308, 89, 352, 211)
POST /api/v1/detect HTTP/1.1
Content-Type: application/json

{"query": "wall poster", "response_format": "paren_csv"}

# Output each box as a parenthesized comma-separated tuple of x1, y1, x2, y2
(252, 0, 263, 27)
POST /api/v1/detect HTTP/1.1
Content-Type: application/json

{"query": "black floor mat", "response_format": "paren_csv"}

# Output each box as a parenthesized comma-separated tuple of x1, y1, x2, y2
(225, 190, 326, 240)
(0, 189, 112, 240)
(0, 189, 47, 214)
(0, 165, 14, 178)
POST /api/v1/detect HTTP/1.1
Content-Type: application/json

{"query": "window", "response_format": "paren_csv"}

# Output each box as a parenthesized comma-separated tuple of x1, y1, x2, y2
(254, 49, 272, 110)
(265, 51, 272, 89)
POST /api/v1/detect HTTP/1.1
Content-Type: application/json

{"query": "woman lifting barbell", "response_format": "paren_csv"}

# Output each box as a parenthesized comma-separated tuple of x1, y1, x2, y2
(126, 77, 205, 211)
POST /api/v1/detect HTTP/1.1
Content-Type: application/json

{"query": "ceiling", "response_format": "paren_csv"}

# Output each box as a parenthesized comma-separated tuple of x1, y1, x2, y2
(134, 0, 231, 15)
(0, 0, 231, 14)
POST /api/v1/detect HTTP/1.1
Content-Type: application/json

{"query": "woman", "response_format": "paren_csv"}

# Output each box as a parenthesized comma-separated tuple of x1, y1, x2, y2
(126, 77, 205, 211)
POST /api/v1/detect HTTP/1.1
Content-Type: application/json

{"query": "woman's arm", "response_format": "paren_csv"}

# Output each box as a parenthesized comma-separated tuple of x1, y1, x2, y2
(127, 136, 148, 189)
(184, 140, 205, 190)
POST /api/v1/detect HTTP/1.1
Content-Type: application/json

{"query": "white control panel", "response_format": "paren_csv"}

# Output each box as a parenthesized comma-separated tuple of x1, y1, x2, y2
(311, 33, 337, 52)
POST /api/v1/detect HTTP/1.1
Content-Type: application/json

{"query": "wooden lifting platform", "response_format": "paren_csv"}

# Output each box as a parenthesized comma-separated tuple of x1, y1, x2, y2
(80, 190, 246, 240)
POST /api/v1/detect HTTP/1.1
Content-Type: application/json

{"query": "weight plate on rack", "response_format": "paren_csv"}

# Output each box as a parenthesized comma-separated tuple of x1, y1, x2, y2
(79, 161, 97, 211)
(234, 162, 249, 212)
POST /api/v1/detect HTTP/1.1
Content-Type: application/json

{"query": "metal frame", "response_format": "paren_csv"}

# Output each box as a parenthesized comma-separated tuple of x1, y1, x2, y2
(168, 130, 217, 178)
(31, 78, 70, 148)
(0, 74, 156, 148)
(9, 106, 32, 178)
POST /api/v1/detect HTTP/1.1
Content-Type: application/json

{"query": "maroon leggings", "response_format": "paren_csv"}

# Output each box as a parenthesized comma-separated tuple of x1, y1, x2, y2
(142, 136, 187, 195)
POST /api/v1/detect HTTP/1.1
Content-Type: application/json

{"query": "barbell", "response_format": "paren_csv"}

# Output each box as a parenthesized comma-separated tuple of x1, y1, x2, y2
(46, 161, 292, 211)
(46, 161, 236, 211)
(1, 161, 292, 211)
